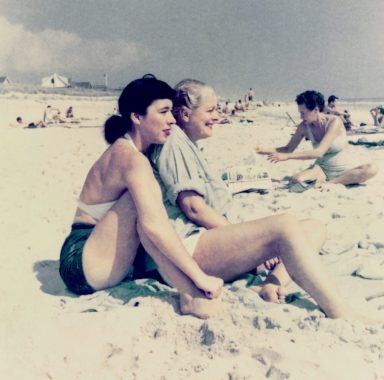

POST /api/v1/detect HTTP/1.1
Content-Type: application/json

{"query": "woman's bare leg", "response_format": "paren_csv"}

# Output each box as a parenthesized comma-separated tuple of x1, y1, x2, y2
(137, 224, 224, 319)
(329, 163, 378, 185)
(192, 213, 361, 319)
(253, 218, 326, 303)
(83, 191, 222, 319)
(82, 191, 141, 290)
(291, 165, 326, 185)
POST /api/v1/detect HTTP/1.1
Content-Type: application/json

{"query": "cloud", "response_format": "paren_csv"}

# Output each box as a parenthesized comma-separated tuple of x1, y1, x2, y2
(0, 16, 148, 80)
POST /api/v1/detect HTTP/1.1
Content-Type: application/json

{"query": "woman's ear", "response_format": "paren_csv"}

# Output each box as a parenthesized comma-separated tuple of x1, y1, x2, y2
(130, 112, 141, 126)
(180, 106, 191, 123)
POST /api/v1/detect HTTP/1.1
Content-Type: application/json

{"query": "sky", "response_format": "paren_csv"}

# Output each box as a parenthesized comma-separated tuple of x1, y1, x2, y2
(1, 0, 383, 101)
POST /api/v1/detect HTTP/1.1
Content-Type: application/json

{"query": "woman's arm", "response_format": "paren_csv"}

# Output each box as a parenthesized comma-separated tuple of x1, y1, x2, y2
(256, 124, 305, 155)
(123, 153, 223, 297)
(177, 190, 231, 229)
(267, 119, 343, 163)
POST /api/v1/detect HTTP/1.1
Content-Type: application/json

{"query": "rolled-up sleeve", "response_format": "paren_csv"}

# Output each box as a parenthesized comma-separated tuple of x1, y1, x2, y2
(157, 128, 206, 205)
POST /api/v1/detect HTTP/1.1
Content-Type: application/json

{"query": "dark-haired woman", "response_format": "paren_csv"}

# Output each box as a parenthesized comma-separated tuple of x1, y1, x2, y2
(256, 90, 377, 187)
(59, 76, 223, 319)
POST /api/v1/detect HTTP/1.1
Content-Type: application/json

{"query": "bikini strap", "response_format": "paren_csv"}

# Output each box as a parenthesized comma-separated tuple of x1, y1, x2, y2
(123, 132, 139, 151)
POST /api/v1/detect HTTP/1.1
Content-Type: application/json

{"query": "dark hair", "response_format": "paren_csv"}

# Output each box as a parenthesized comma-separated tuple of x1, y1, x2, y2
(104, 74, 175, 144)
(327, 95, 338, 103)
(16, 116, 22, 122)
(296, 90, 325, 112)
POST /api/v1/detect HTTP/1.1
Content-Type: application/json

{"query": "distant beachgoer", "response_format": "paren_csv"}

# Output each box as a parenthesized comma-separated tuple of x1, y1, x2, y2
(324, 95, 355, 130)
(66, 106, 74, 118)
(247, 88, 254, 102)
(370, 106, 384, 127)
(234, 99, 245, 112)
(12, 116, 46, 129)
(43, 105, 66, 124)
(256, 90, 378, 188)
(222, 100, 232, 115)
(59, 75, 223, 319)
(149, 79, 374, 321)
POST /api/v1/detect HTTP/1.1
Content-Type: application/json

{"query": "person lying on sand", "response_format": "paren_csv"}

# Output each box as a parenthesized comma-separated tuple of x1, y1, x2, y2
(149, 79, 373, 322)
(11, 116, 46, 128)
(59, 75, 223, 319)
(256, 90, 377, 190)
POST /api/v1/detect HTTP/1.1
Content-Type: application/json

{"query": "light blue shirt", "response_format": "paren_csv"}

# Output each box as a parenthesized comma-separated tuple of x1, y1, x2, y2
(150, 125, 233, 240)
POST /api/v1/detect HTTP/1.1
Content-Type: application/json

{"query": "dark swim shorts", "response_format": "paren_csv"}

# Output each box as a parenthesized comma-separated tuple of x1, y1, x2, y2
(59, 224, 155, 295)
(59, 223, 95, 295)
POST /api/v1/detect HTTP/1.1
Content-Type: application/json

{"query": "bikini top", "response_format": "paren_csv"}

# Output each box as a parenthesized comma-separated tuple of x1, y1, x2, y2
(306, 120, 346, 155)
(77, 133, 138, 220)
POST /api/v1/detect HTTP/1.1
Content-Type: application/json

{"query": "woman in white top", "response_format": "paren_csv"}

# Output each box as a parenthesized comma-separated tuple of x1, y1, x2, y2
(59, 75, 223, 319)
(257, 90, 377, 188)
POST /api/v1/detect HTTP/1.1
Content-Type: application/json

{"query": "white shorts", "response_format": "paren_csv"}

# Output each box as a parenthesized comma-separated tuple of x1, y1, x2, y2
(159, 228, 206, 286)
(183, 229, 206, 256)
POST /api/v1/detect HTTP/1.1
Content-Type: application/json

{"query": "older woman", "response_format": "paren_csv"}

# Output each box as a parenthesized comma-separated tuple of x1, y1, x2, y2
(149, 79, 371, 321)
(256, 90, 377, 189)
(59, 76, 223, 319)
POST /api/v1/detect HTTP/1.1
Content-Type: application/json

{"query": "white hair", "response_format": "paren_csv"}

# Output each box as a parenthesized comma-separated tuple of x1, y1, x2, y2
(173, 79, 216, 120)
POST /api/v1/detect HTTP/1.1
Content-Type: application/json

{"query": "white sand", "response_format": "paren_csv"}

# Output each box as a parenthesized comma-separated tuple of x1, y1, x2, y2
(1, 92, 384, 380)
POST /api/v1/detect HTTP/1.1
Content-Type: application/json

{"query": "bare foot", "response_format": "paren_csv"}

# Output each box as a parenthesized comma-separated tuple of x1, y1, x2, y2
(193, 274, 223, 299)
(179, 291, 227, 319)
(251, 283, 288, 304)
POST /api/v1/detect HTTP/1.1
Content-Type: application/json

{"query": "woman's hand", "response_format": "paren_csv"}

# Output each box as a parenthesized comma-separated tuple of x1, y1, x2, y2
(255, 146, 275, 155)
(194, 273, 224, 299)
(267, 152, 290, 163)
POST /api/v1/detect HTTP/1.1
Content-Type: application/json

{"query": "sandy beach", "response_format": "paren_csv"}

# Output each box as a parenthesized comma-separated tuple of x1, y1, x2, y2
(1, 90, 384, 380)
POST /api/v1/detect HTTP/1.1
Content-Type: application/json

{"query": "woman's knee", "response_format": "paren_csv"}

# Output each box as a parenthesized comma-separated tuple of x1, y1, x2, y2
(364, 162, 378, 180)
(291, 174, 302, 184)
(300, 218, 326, 248)
(273, 213, 302, 238)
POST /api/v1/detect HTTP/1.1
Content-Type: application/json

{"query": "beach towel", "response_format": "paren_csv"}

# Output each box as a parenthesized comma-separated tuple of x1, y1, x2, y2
(349, 139, 384, 148)
(221, 165, 274, 194)
(347, 127, 384, 135)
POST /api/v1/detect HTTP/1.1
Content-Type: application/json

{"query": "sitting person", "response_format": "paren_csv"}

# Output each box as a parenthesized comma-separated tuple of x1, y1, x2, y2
(324, 95, 355, 130)
(66, 106, 74, 118)
(43, 105, 66, 124)
(256, 90, 377, 188)
(149, 79, 372, 321)
(234, 99, 245, 112)
(222, 100, 232, 115)
(12, 116, 46, 128)
(370, 106, 384, 127)
(59, 75, 223, 319)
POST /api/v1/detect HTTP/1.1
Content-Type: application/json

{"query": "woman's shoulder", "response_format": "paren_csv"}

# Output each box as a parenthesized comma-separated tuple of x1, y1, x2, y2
(324, 114, 344, 130)
(106, 138, 146, 168)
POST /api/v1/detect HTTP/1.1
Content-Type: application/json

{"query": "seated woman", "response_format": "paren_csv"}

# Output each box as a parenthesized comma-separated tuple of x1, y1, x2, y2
(256, 90, 377, 188)
(149, 79, 370, 321)
(59, 76, 223, 319)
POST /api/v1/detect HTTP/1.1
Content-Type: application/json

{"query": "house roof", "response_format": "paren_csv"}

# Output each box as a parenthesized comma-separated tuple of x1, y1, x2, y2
(0, 76, 10, 83)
